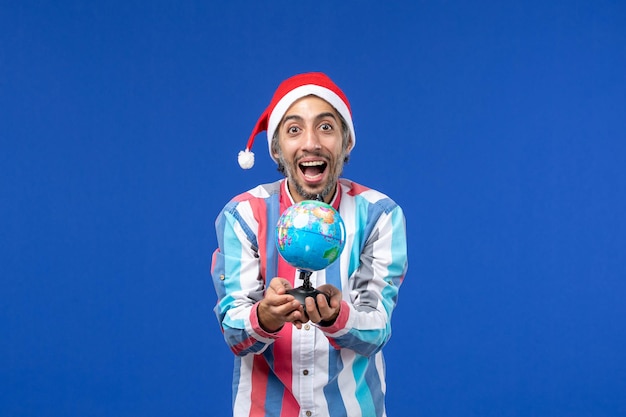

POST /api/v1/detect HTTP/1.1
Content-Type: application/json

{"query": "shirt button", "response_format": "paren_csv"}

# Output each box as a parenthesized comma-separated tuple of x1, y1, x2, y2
(303, 369, 309, 376)
(305, 411, 312, 416)
(304, 324, 311, 330)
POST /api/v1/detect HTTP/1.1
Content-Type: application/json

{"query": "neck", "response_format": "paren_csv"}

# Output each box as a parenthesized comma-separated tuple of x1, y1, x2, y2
(286, 180, 337, 204)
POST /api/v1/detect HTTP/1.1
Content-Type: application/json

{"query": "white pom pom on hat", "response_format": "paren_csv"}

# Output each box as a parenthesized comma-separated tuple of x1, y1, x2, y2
(238, 72, 356, 169)
(237, 149, 255, 169)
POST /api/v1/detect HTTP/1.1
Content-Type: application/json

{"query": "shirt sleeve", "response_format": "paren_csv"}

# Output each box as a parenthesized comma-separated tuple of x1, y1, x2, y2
(211, 202, 279, 356)
(317, 204, 408, 357)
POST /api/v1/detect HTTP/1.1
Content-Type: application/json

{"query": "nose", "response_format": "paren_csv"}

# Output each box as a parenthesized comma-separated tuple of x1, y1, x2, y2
(302, 128, 321, 151)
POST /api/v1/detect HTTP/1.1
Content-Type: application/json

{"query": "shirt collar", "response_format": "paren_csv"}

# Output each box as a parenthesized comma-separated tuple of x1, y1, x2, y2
(280, 179, 342, 211)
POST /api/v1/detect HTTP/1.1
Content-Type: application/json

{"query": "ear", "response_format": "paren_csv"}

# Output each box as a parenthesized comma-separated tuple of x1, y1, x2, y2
(270, 130, 281, 159)
(346, 137, 354, 152)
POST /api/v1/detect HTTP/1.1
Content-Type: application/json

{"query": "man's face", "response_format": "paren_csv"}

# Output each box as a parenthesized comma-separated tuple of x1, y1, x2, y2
(273, 96, 351, 203)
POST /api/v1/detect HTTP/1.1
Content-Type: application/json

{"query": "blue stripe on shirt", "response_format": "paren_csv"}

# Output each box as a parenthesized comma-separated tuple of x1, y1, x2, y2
(325, 349, 347, 417)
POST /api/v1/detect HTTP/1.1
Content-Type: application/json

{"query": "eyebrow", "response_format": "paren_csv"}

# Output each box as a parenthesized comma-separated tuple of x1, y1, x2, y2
(281, 112, 338, 125)
(315, 112, 339, 123)
(282, 114, 304, 124)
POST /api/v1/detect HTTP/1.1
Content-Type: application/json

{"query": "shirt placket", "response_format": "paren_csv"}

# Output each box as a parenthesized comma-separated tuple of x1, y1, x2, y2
(297, 271, 317, 416)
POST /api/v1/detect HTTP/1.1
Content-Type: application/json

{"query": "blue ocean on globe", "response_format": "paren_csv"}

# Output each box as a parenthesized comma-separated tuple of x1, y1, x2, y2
(275, 200, 346, 271)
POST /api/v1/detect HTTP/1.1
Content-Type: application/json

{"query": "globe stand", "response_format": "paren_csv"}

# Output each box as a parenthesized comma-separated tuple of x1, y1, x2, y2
(286, 269, 330, 309)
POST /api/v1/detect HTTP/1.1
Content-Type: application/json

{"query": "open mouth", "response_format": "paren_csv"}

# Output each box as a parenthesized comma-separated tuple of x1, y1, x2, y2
(299, 160, 327, 181)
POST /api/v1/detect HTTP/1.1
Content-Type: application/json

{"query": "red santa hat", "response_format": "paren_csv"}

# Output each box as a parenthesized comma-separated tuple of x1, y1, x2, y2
(238, 72, 356, 169)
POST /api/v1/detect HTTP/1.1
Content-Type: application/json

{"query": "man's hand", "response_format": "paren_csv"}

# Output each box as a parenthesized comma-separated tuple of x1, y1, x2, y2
(304, 284, 342, 326)
(257, 278, 305, 332)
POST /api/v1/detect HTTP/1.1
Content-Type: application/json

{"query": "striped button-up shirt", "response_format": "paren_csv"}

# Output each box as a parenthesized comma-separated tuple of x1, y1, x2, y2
(211, 178, 408, 417)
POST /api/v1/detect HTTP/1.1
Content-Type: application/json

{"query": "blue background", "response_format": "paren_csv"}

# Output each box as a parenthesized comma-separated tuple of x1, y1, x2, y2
(2, 1, 625, 416)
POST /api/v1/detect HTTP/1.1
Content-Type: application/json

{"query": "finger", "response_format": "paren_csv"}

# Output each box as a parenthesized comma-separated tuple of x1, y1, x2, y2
(273, 299, 301, 315)
(304, 297, 321, 323)
(328, 291, 342, 309)
(318, 292, 331, 307)
(317, 285, 340, 305)
(270, 280, 285, 294)
(274, 279, 295, 295)
(291, 310, 304, 324)
(315, 293, 334, 320)
(280, 306, 304, 325)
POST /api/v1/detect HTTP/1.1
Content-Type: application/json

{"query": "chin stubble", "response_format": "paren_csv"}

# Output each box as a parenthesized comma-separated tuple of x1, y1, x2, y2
(279, 153, 345, 202)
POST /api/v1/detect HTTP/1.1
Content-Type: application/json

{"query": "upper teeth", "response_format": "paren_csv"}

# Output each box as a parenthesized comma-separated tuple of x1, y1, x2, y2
(300, 161, 324, 166)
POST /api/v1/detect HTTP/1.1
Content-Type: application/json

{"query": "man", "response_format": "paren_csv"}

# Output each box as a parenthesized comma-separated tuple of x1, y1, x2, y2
(211, 72, 408, 417)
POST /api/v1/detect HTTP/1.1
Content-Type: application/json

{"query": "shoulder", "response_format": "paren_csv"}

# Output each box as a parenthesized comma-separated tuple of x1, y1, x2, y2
(230, 180, 282, 203)
(217, 180, 282, 218)
(339, 178, 401, 214)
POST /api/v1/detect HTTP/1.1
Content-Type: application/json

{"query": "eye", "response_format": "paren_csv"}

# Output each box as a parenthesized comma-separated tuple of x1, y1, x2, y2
(287, 126, 301, 135)
(319, 123, 333, 131)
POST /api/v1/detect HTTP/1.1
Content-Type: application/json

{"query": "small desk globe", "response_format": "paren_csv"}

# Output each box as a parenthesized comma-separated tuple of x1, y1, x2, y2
(275, 200, 346, 272)
(275, 200, 346, 309)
